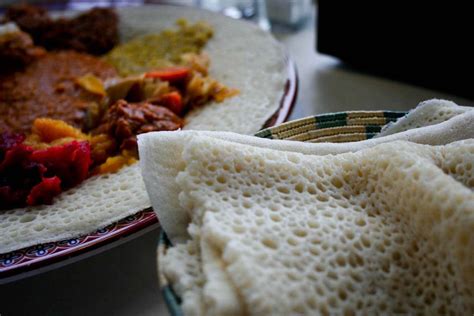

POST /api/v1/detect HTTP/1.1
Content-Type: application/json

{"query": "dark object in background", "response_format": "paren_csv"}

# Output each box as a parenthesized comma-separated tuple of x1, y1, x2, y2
(317, 1, 473, 99)
(3, 4, 118, 55)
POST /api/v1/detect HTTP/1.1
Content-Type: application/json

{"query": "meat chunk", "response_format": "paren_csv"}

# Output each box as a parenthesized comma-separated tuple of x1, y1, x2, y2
(41, 8, 119, 55)
(3, 4, 119, 55)
(0, 23, 45, 72)
(93, 100, 183, 156)
(2, 4, 50, 41)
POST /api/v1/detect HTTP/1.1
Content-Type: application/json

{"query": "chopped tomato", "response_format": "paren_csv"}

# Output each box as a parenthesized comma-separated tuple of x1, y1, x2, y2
(158, 91, 184, 115)
(0, 132, 93, 209)
(31, 141, 91, 188)
(144, 67, 190, 82)
(27, 176, 62, 206)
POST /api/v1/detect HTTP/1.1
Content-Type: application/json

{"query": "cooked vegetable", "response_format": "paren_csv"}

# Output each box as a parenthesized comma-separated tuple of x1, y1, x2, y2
(94, 150, 136, 175)
(26, 118, 116, 167)
(104, 19, 213, 76)
(76, 73, 106, 97)
(30, 117, 88, 143)
(105, 76, 143, 104)
(26, 176, 61, 206)
(155, 91, 184, 115)
(144, 66, 190, 82)
(0, 132, 91, 209)
(30, 140, 91, 188)
(185, 71, 239, 106)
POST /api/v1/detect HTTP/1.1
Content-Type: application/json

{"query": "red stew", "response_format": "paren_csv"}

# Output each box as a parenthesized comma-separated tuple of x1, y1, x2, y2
(0, 132, 91, 209)
(0, 51, 116, 134)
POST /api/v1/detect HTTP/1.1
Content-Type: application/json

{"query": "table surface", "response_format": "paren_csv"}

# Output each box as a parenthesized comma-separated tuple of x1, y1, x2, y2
(1, 5, 472, 316)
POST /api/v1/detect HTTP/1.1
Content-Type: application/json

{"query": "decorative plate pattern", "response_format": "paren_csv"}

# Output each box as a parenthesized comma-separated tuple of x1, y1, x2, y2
(159, 110, 408, 316)
(0, 208, 157, 280)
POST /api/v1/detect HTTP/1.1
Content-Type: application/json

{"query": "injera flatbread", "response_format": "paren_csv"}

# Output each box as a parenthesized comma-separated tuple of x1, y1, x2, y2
(0, 5, 287, 254)
(139, 108, 474, 243)
(377, 99, 472, 137)
(142, 134, 474, 315)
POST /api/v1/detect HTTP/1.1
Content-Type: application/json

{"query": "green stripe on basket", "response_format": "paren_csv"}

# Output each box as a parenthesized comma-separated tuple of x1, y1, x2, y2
(315, 112, 348, 123)
(316, 119, 349, 129)
(160, 227, 173, 247)
(254, 128, 273, 139)
(365, 125, 382, 135)
(383, 111, 407, 119)
(163, 286, 184, 316)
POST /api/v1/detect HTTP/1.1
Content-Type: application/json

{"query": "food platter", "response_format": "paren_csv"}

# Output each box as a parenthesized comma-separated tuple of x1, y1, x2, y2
(157, 110, 407, 315)
(0, 65, 295, 283)
(0, 4, 297, 283)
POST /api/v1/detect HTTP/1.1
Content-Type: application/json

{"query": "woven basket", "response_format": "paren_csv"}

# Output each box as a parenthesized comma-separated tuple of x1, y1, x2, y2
(159, 110, 407, 316)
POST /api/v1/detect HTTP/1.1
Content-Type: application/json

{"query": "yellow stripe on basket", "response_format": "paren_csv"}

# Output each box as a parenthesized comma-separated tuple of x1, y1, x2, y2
(308, 133, 369, 143)
(346, 117, 388, 126)
(346, 111, 385, 119)
(268, 117, 318, 137)
(272, 124, 319, 139)
(286, 126, 369, 142)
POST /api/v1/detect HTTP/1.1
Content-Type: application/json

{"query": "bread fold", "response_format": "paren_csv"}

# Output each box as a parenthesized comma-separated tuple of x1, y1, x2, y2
(139, 101, 474, 315)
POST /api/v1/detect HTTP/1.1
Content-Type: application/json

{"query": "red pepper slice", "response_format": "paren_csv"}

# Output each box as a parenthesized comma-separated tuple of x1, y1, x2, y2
(31, 141, 91, 188)
(158, 91, 184, 115)
(27, 176, 62, 206)
(144, 67, 190, 82)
